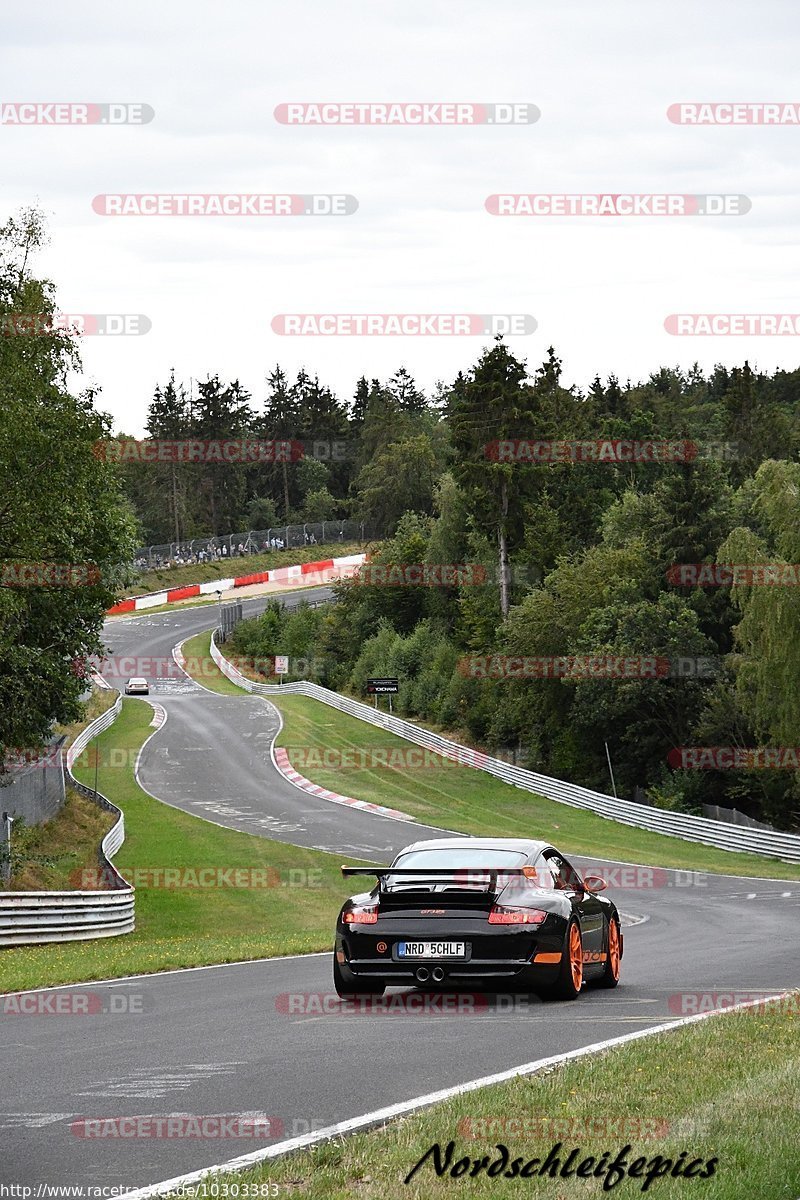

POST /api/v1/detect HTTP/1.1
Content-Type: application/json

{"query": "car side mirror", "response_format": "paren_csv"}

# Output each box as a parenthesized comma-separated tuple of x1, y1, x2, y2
(583, 874, 607, 893)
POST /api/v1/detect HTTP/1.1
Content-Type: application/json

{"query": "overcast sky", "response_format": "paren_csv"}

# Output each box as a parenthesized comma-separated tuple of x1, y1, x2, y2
(3, 0, 800, 434)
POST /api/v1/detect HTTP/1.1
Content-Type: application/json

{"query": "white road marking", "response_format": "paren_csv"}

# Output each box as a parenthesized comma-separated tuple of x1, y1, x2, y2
(0, 1113, 75, 1129)
(78, 1063, 246, 1101)
(618, 911, 648, 926)
(0, 953, 330, 999)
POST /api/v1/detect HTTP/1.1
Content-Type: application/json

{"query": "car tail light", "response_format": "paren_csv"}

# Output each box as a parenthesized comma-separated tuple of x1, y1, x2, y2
(344, 906, 378, 925)
(488, 906, 547, 925)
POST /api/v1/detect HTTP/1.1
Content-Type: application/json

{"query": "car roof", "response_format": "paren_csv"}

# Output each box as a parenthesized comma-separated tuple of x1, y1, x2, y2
(393, 836, 554, 860)
(128, 677, 147, 683)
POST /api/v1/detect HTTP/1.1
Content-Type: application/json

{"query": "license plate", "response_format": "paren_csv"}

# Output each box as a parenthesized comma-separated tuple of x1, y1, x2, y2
(396, 941, 466, 959)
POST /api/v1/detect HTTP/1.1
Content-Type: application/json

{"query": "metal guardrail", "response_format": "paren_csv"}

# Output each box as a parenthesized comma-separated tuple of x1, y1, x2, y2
(0, 696, 135, 948)
(210, 633, 800, 864)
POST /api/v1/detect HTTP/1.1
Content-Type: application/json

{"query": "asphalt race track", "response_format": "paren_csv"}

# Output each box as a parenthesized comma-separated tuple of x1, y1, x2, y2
(2, 590, 798, 1189)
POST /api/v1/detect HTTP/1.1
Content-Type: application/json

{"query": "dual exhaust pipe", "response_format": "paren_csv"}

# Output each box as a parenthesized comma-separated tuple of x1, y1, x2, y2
(415, 966, 445, 984)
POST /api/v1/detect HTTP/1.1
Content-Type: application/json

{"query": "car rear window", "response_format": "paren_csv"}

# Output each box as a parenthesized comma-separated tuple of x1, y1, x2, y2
(392, 848, 528, 870)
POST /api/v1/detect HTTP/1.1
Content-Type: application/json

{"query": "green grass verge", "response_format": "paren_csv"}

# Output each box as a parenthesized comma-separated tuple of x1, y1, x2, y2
(127, 541, 363, 597)
(179, 634, 800, 880)
(0, 698, 365, 993)
(270, 695, 800, 880)
(202, 999, 800, 1200)
(55, 685, 118, 745)
(180, 630, 245, 695)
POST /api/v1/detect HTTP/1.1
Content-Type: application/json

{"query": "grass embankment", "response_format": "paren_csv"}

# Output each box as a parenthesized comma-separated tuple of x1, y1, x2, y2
(1, 687, 121, 891)
(0, 697, 367, 993)
(179, 636, 800, 880)
(127, 540, 363, 596)
(204, 1000, 800, 1200)
(6, 790, 116, 891)
(272, 696, 800, 880)
(180, 630, 245, 695)
(55, 684, 118, 744)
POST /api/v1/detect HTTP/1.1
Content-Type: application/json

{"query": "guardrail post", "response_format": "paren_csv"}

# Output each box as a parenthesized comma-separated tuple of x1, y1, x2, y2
(1, 812, 13, 885)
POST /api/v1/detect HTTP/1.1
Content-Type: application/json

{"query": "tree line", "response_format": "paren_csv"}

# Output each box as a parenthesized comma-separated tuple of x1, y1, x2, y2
(120, 365, 446, 545)
(225, 342, 800, 831)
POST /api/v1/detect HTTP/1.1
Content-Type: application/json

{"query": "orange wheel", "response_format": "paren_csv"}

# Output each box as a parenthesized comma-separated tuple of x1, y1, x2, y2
(569, 921, 583, 992)
(608, 917, 620, 980)
(543, 919, 585, 1000)
(598, 916, 622, 989)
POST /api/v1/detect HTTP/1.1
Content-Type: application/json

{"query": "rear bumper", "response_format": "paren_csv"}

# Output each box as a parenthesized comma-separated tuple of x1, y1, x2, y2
(336, 928, 564, 987)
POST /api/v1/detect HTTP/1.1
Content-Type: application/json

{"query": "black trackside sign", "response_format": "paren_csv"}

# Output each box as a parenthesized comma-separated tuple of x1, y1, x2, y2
(366, 677, 399, 694)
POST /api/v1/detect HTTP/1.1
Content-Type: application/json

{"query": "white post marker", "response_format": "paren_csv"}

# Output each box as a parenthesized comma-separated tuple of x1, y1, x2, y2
(275, 654, 289, 686)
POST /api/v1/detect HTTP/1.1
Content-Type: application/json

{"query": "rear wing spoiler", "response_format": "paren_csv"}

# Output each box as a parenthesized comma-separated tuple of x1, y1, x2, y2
(341, 865, 538, 889)
(341, 867, 537, 875)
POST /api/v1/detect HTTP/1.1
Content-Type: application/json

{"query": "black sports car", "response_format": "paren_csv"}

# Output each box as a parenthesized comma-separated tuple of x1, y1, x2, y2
(334, 837, 622, 1001)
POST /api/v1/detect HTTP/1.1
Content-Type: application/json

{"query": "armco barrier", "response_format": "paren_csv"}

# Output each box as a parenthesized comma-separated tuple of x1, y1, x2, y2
(0, 697, 135, 948)
(210, 634, 800, 864)
(107, 553, 366, 615)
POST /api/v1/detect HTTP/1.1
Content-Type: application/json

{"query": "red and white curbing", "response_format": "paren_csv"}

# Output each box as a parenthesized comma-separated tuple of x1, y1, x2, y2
(107, 554, 366, 616)
(149, 704, 167, 730)
(272, 747, 415, 823)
